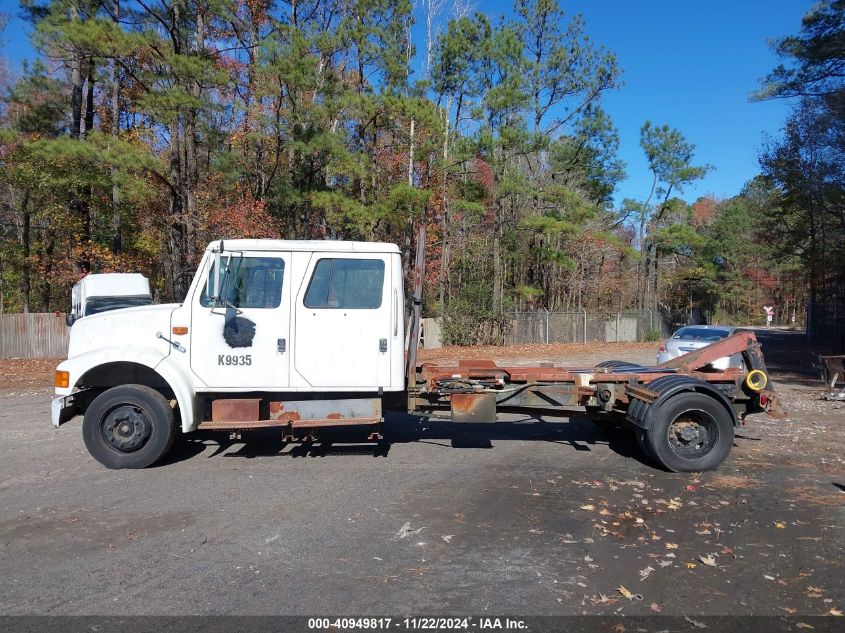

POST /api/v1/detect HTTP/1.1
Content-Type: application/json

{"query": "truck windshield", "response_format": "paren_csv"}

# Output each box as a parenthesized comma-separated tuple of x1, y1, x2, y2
(85, 296, 153, 316)
(200, 256, 284, 309)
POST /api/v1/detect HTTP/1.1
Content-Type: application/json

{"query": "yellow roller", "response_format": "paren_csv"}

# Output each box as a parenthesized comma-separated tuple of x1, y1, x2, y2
(745, 369, 768, 391)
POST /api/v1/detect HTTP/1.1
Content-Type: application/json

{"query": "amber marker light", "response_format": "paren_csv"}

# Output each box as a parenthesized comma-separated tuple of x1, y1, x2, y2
(55, 370, 70, 389)
(172, 326, 188, 335)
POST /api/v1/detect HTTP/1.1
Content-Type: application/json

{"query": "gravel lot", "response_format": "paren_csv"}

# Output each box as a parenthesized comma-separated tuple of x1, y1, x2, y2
(0, 330, 843, 616)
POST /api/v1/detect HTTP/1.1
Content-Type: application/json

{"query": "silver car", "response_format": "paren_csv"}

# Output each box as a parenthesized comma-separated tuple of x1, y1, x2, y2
(656, 325, 744, 370)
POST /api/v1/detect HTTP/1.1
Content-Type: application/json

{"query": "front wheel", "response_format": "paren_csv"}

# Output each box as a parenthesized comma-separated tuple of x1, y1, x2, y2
(645, 392, 734, 472)
(83, 385, 176, 469)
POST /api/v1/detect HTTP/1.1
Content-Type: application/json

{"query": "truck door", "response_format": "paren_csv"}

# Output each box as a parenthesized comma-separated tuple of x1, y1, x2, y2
(294, 254, 392, 388)
(190, 252, 290, 389)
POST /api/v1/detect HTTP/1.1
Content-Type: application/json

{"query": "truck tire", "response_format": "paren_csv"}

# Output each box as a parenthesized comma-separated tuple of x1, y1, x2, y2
(635, 428, 656, 463)
(83, 385, 176, 469)
(645, 392, 734, 472)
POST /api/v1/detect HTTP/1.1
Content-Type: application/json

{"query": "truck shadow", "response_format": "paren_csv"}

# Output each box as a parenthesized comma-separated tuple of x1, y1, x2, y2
(161, 413, 654, 468)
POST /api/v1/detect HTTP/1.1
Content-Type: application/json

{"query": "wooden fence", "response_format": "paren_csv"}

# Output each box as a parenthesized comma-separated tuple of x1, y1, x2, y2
(0, 313, 69, 359)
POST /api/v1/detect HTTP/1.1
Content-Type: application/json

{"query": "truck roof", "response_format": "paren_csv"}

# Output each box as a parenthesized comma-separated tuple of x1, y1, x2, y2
(74, 273, 151, 297)
(206, 239, 401, 254)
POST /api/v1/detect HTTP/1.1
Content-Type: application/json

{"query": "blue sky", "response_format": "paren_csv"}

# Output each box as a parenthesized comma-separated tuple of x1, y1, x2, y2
(1, 0, 809, 206)
(412, 0, 809, 205)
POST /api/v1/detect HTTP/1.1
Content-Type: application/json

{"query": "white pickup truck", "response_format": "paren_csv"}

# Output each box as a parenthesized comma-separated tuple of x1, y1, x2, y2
(53, 240, 405, 468)
(67, 273, 152, 326)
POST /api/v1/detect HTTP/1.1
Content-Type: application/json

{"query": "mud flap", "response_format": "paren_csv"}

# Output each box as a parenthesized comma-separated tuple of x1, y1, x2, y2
(450, 393, 497, 423)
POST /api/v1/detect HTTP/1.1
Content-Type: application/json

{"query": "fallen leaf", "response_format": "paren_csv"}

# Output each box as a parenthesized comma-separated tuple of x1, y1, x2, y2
(666, 543, 678, 550)
(828, 608, 843, 617)
(781, 607, 797, 614)
(796, 623, 814, 630)
(650, 602, 662, 613)
(617, 586, 634, 600)
(774, 521, 786, 529)
(686, 562, 697, 569)
(441, 535, 454, 543)
(639, 565, 654, 581)
(613, 624, 625, 633)
(764, 574, 776, 581)
(593, 593, 616, 605)
(396, 522, 424, 539)
(580, 504, 596, 511)
(698, 553, 718, 567)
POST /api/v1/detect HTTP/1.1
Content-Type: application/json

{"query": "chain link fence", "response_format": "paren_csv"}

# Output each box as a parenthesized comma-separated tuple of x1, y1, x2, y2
(422, 310, 672, 349)
(504, 310, 669, 345)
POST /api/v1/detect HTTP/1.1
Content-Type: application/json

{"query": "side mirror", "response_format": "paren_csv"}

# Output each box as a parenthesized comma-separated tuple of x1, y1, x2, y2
(65, 314, 76, 327)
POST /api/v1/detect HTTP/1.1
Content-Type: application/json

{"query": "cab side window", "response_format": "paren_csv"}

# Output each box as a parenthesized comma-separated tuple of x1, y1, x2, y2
(304, 258, 385, 309)
(200, 257, 284, 309)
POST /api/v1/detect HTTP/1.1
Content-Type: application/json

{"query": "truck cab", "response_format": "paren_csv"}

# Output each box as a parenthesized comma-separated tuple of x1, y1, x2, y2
(53, 240, 405, 468)
(68, 273, 153, 326)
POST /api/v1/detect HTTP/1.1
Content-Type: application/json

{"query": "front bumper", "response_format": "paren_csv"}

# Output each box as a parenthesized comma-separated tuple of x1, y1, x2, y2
(51, 390, 95, 427)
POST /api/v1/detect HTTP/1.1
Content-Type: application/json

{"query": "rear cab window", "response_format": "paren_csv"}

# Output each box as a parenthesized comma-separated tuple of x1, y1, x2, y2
(304, 258, 385, 309)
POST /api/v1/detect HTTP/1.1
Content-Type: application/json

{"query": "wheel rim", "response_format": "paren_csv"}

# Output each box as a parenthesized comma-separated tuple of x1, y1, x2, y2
(101, 404, 152, 453)
(666, 409, 718, 460)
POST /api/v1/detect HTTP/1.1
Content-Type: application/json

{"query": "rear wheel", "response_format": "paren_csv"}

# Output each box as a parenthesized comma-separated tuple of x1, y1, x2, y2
(83, 385, 176, 469)
(645, 392, 734, 472)
(635, 428, 655, 463)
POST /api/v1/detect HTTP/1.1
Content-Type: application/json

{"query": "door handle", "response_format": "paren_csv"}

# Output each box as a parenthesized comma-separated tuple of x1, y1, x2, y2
(277, 338, 286, 353)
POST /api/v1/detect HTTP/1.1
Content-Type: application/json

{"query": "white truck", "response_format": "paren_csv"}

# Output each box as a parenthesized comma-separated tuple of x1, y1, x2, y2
(53, 240, 405, 468)
(52, 238, 782, 472)
(67, 273, 153, 326)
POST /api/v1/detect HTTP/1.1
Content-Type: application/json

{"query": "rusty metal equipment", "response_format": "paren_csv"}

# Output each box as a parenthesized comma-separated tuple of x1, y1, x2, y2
(198, 396, 383, 440)
(411, 331, 781, 419)
(406, 330, 784, 471)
